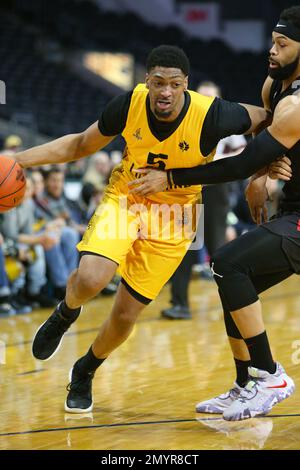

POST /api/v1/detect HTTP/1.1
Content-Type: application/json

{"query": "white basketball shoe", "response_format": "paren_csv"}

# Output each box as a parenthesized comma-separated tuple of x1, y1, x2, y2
(223, 362, 295, 421)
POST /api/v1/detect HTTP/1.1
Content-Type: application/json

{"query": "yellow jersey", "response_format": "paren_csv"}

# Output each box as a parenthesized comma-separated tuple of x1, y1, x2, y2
(108, 83, 216, 205)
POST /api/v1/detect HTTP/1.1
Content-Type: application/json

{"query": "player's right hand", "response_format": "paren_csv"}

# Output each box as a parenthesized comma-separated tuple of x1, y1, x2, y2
(245, 179, 269, 225)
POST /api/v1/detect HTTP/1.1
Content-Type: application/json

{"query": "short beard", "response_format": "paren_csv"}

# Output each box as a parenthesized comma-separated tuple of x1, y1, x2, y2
(268, 55, 300, 80)
(154, 109, 172, 119)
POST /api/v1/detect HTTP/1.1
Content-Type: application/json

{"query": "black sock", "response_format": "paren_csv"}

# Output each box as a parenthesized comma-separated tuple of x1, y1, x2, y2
(234, 358, 251, 387)
(75, 346, 106, 375)
(245, 331, 276, 374)
(60, 299, 81, 322)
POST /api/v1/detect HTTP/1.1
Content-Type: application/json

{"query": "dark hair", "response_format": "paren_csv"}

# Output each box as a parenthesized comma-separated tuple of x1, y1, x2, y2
(146, 45, 190, 76)
(81, 182, 96, 205)
(280, 5, 300, 29)
(44, 167, 64, 180)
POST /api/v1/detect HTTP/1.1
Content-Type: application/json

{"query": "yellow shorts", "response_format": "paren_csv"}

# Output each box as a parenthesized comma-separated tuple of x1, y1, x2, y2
(77, 169, 199, 301)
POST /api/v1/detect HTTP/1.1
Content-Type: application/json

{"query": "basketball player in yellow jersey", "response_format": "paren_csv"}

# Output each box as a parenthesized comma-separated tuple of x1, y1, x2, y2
(14, 45, 267, 413)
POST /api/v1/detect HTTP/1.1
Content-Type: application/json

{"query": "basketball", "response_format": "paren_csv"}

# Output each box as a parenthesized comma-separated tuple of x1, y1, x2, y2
(0, 155, 26, 213)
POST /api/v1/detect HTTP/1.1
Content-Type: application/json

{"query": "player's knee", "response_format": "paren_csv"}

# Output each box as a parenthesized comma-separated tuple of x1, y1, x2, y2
(117, 306, 141, 325)
(210, 254, 250, 299)
(76, 271, 107, 297)
(210, 254, 233, 286)
(116, 311, 136, 327)
(213, 258, 259, 312)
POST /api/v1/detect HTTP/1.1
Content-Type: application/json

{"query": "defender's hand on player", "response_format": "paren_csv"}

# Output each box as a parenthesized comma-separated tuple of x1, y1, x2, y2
(245, 179, 269, 225)
(269, 156, 292, 181)
(128, 169, 168, 196)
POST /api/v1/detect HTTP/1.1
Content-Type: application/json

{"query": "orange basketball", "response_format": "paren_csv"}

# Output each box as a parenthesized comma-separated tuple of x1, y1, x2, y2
(0, 155, 26, 213)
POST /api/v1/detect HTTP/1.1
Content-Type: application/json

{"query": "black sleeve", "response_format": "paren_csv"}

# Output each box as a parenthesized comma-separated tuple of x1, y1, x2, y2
(98, 91, 133, 136)
(200, 98, 252, 156)
(170, 130, 287, 186)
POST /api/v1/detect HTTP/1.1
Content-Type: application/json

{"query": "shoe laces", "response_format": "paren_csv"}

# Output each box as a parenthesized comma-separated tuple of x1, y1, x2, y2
(220, 386, 241, 400)
(230, 386, 242, 397)
(44, 311, 70, 338)
(238, 376, 266, 402)
(67, 371, 94, 394)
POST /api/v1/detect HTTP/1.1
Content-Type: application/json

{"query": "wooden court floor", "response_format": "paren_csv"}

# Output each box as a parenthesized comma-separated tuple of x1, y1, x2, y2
(0, 275, 300, 450)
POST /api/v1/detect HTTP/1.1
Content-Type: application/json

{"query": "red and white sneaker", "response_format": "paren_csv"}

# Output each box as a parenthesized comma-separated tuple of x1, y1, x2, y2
(223, 362, 295, 421)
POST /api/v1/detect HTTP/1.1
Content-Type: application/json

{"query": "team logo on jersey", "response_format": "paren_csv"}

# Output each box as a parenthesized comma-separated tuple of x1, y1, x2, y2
(133, 128, 142, 140)
(179, 140, 189, 151)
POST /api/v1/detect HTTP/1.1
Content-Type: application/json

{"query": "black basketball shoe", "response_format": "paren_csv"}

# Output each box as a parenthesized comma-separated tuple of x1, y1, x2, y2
(65, 362, 94, 413)
(32, 302, 82, 360)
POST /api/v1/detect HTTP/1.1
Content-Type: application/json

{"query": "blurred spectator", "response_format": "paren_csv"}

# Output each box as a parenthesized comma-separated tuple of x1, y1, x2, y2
(39, 168, 86, 235)
(41, 168, 72, 222)
(67, 182, 102, 226)
(0, 233, 17, 316)
(30, 170, 80, 297)
(0, 180, 57, 308)
(83, 151, 112, 191)
(65, 159, 88, 180)
(31, 169, 45, 198)
(1, 135, 23, 156)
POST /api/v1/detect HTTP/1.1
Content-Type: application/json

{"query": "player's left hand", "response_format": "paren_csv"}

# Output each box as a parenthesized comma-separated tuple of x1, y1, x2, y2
(268, 155, 292, 181)
(128, 168, 168, 196)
